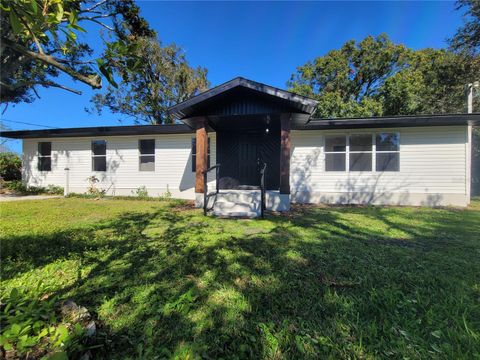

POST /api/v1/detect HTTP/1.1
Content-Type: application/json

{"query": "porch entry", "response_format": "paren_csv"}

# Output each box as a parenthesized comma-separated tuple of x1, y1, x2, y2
(217, 125, 280, 190)
(167, 77, 319, 215)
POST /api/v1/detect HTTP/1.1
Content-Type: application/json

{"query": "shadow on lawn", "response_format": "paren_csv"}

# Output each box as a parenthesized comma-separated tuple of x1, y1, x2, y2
(2, 203, 480, 359)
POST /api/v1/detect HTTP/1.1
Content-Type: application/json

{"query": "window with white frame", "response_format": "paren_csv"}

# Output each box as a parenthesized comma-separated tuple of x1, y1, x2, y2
(38, 142, 51, 171)
(91, 140, 107, 172)
(139, 139, 155, 171)
(325, 135, 346, 171)
(325, 133, 400, 172)
(375, 133, 400, 171)
(349, 134, 372, 171)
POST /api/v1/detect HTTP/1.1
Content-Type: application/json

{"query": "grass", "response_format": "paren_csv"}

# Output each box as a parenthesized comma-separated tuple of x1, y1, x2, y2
(1, 197, 480, 359)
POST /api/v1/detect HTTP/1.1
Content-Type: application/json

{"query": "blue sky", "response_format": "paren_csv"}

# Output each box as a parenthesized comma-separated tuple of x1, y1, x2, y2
(2, 1, 463, 153)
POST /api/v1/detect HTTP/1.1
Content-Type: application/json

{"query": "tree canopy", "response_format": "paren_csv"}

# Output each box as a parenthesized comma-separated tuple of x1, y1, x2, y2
(0, 0, 153, 104)
(89, 37, 209, 124)
(1, 0, 209, 124)
(288, 34, 479, 118)
(449, 0, 480, 55)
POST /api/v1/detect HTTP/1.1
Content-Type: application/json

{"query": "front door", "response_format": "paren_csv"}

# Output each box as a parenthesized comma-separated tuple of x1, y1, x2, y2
(238, 134, 260, 187)
(217, 127, 280, 190)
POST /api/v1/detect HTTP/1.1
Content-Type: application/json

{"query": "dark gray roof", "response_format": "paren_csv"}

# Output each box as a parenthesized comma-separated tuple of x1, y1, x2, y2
(1, 124, 193, 139)
(2, 113, 477, 139)
(294, 113, 480, 130)
(168, 77, 319, 120)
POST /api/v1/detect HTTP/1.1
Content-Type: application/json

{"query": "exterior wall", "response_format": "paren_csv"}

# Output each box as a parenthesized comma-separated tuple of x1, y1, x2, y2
(22, 133, 216, 199)
(291, 126, 470, 207)
(21, 125, 471, 207)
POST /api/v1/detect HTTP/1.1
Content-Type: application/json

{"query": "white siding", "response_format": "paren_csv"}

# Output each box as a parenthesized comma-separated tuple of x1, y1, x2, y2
(22, 125, 471, 207)
(23, 133, 216, 199)
(291, 126, 470, 207)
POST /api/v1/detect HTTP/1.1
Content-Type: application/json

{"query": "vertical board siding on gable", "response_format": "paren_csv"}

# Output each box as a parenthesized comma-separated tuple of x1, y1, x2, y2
(22, 133, 216, 199)
(290, 126, 468, 206)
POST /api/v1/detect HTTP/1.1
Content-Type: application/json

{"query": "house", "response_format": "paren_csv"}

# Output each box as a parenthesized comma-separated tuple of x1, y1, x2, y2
(2, 77, 479, 217)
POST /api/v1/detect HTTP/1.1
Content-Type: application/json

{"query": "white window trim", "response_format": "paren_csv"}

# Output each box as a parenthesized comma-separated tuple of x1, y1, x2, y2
(374, 132, 400, 173)
(323, 131, 400, 173)
(38, 142, 52, 172)
(138, 139, 156, 172)
(324, 135, 347, 172)
(91, 139, 107, 172)
(348, 133, 373, 172)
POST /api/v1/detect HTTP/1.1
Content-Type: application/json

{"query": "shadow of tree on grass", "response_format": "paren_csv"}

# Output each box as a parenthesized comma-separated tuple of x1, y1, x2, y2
(2, 201, 480, 359)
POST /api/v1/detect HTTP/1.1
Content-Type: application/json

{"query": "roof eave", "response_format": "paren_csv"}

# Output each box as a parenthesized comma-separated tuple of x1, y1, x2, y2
(0, 124, 194, 139)
(294, 113, 480, 130)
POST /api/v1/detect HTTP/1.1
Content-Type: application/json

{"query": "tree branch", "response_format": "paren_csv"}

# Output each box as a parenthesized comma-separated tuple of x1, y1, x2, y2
(79, 13, 115, 20)
(77, 18, 114, 31)
(2, 38, 101, 89)
(13, 7, 45, 54)
(83, 0, 108, 12)
(1, 80, 82, 95)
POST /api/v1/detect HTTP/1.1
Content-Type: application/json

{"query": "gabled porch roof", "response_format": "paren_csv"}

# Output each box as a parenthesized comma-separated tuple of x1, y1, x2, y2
(168, 77, 319, 129)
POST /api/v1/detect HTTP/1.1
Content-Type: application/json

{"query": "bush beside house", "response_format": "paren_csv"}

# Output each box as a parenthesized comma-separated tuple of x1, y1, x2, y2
(0, 152, 21, 181)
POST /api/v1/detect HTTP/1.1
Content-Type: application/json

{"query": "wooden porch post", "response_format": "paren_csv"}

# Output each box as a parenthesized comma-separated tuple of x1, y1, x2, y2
(280, 113, 291, 194)
(195, 118, 208, 194)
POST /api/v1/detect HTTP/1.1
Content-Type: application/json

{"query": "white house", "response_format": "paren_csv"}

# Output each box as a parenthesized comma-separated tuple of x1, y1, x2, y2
(2, 78, 478, 217)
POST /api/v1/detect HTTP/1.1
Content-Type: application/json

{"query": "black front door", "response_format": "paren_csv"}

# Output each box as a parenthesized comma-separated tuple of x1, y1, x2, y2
(217, 126, 280, 190)
(238, 134, 260, 187)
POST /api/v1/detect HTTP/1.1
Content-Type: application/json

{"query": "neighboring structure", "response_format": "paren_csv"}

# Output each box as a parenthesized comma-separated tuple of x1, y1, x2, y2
(2, 77, 479, 216)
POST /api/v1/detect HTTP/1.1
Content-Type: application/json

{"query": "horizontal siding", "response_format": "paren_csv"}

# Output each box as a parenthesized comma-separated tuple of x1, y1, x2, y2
(22, 125, 469, 206)
(291, 126, 468, 197)
(23, 133, 217, 199)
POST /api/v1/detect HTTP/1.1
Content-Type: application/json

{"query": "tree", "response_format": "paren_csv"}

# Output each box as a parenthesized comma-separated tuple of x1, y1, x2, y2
(89, 37, 209, 124)
(287, 34, 403, 118)
(0, 0, 153, 105)
(450, 0, 480, 55)
(0, 152, 21, 181)
(288, 34, 479, 118)
(381, 48, 478, 115)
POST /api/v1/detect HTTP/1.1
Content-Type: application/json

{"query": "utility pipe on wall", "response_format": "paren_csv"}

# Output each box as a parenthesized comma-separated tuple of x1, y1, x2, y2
(64, 167, 70, 196)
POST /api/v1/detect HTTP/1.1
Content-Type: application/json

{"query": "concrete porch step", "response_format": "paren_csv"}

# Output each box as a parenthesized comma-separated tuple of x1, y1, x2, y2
(211, 190, 262, 218)
(211, 210, 259, 218)
(214, 190, 261, 203)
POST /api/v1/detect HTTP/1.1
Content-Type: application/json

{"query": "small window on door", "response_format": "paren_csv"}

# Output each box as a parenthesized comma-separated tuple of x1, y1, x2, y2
(139, 139, 155, 171)
(92, 140, 107, 172)
(38, 142, 51, 171)
(191, 137, 210, 172)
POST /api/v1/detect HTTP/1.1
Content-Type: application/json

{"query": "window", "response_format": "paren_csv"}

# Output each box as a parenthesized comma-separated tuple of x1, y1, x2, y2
(92, 140, 107, 172)
(349, 134, 372, 171)
(191, 137, 210, 172)
(376, 133, 400, 171)
(38, 142, 51, 171)
(139, 139, 155, 171)
(325, 136, 346, 171)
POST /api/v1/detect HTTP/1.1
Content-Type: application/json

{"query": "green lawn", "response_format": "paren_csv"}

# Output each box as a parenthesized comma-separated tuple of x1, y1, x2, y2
(1, 197, 479, 359)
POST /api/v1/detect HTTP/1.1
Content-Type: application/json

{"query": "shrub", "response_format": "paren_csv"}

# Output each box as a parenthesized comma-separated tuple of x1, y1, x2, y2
(159, 185, 172, 200)
(46, 185, 64, 195)
(86, 176, 106, 197)
(0, 152, 21, 181)
(133, 185, 149, 198)
(4, 181, 63, 195)
(5, 180, 28, 193)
